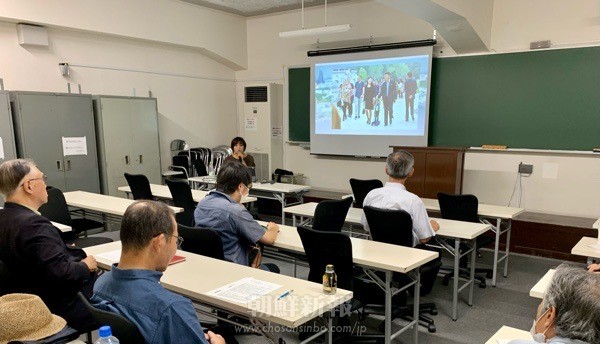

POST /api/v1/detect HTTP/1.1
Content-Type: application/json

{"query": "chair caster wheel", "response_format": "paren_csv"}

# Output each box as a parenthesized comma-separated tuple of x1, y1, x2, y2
(479, 281, 487, 289)
(430, 309, 438, 315)
(279, 339, 286, 344)
(427, 324, 436, 333)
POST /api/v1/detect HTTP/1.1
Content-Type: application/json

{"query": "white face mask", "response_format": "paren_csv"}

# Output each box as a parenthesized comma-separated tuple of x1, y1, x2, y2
(529, 308, 550, 343)
(239, 184, 250, 202)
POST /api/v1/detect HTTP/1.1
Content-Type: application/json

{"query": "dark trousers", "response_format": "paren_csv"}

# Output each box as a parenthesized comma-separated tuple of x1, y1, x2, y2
(383, 100, 394, 125)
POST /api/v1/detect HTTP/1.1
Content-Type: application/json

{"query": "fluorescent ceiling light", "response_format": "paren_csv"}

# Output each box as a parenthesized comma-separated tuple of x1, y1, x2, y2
(279, 24, 351, 38)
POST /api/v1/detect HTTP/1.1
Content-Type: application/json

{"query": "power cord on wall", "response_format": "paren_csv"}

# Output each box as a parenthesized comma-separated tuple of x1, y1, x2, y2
(508, 162, 532, 207)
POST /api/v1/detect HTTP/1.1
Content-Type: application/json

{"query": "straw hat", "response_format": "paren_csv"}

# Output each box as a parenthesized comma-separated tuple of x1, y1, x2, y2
(0, 294, 66, 344)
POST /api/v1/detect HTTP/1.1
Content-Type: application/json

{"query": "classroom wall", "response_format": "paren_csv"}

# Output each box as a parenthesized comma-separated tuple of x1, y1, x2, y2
(237, 0, 600, 218)
(0, 0, 244, 172)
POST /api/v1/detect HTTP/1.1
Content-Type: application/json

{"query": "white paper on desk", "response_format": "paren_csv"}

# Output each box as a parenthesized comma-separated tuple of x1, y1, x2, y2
(207, 277, 282, 304)
(0, 137, 4, 159)
(96, 249, 121, 264)
(62, 136, 88, 156)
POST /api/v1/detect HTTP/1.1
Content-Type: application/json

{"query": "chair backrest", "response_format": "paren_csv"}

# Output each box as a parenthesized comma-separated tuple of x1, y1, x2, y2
(168, 165, 189, 180)
(77, 293, 145, 344)
(437, 192, 479, 223)
(178, 224, 225, 261)
(166, 180, 196, 227)
(123, 173, 153, 200)
(39, 187, 74, 226)
(273, 168, 293, 182)
(0, 259, 10, 294)
(312, 197, 353, 232)
(349, 178, 383, 208)
(192, 158, 208, 177)
(363, 206, 413, 248)
(297, 226, 354, 290)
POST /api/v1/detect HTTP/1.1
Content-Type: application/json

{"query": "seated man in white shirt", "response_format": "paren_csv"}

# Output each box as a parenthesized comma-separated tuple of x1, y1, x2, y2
(360, 149, 440, 293)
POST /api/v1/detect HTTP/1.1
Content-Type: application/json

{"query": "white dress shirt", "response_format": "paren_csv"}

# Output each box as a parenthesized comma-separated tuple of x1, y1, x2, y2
(361, 182, 435, 246)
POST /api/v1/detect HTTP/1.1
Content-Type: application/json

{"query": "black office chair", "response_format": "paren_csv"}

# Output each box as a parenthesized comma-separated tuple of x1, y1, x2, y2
(0, 259, 9, 295)
(77, 292, 145, 344)
(166, 180, 196, 227)
(272, 168, 293, 183)
(363, 206, 440, 333)
(39, 187, 112, 248)
(312, 197, 353, 232)
(178, 224, 225, 261)
(297, 226, 383, 342)
(173, 154, 191, 175)
(349, 179, 383, 208)
(123, 173, 153, 200)
(437, 192, 494, 288)
(193, 158, 209, 177)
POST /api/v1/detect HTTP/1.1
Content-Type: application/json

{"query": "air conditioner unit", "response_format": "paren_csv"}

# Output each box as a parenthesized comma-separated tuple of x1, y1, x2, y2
(240, 84, 283, 181)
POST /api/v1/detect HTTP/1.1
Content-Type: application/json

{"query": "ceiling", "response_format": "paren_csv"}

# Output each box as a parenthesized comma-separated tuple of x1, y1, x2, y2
(179, 0, 351, 17)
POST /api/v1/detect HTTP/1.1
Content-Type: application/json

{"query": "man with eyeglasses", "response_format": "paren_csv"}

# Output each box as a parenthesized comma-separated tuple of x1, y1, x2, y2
(194, 162, 280, 272)
(92, 200, 225, 344)
(0, 158, 98, 332)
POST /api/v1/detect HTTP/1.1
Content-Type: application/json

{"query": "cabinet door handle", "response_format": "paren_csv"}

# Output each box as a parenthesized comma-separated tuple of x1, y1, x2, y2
(56, 160, 62, 171)
(125, 156, 130, 165)
(139, 155, 143, 164)
(66, 160, 71, 171)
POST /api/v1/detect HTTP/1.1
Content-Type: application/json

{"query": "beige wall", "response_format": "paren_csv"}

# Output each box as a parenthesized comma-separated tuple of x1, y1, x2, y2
(237, 0, 600, 218)
(0, 12, 239, 171)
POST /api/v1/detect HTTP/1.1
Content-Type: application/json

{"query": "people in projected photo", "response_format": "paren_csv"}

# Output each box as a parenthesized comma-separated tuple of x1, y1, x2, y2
(354, 76, 365, 120)
(363, 77, 376, 125)
(404, 72, 417, 122)
(378, 72, 397, 127)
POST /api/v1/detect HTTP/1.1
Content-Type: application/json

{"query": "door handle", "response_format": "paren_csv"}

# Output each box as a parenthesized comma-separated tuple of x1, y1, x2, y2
(139, 155, 143, 164)
(56, 160, 62, 171)
(66, 160, 71, 171)
(125, 156, 130, 165)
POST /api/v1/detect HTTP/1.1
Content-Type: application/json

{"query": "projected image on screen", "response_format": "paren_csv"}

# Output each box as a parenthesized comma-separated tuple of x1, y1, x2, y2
(314, 55, 429, 136)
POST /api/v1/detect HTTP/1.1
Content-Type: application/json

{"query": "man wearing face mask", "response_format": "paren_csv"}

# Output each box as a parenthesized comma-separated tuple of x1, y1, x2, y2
(194, 162, 279, 272)
(509, 263, 600, 344)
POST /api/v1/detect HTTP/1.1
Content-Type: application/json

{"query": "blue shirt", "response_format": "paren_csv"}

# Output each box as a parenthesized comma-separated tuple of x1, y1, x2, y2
(91, 266, 207, 344)
(354, 81, 364, 97)
(194, 190, 265, 266)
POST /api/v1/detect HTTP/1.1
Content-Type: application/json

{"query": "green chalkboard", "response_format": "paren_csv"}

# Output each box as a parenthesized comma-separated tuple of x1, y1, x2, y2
(288, 46, 600, 150)
(288, 67, 310, 142)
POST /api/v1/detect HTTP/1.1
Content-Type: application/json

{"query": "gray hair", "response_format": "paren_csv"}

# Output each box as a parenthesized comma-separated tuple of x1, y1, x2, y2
(386, 150, 414, 179)
(541, 263, 600, 343)
(0, 159, 36, 199)
(120, 200, 175, 252)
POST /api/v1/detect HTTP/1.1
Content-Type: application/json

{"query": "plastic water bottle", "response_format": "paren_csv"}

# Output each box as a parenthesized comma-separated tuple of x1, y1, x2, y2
(94, 325, 120, 344)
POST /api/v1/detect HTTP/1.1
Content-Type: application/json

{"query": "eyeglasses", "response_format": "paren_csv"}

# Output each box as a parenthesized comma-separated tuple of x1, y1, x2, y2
(171, 235, 184, 247)
(19, 174, 48, 187)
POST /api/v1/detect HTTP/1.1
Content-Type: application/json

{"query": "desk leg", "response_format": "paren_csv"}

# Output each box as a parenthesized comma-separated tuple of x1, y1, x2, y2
(452, 239, 460, 321)
(292, 215, 297, 227)
(327, 316, 333, 344)
(469, 240, 476, 307)
(385, 270, 392, 344)
(413, 269, 420, 344)
(504, 219, 511, 278)
(492, 218, 501, 287)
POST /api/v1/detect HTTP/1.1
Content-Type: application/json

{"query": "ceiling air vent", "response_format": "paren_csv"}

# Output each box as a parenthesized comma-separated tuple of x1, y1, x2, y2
(245, 86, 268, 102)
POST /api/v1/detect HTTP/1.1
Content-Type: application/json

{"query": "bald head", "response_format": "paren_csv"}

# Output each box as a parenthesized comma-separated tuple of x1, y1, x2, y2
(120, 200, 176, 252)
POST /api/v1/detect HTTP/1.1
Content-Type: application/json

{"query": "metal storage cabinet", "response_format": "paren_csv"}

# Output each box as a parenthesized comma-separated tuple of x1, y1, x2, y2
(0, 91, 17, 206)
(93, 96, 161, 196)
(10, 92, 101, 193)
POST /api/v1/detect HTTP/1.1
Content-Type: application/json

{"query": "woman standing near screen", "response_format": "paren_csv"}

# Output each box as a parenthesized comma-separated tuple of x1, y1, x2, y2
(363, 77, 376, 125)
(224, 137, 255, 167)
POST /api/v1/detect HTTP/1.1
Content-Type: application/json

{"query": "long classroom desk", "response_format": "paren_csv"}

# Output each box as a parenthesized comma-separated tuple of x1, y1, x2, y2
(571, 236, 600, 264)
(260, 220, 438, 343)
(529, 269, 555, 299)
(189, 176, 310, 224)
(63, 191, 183, 225)
(283, 202, 491, 321)
(421, 198, 524, 287)
(118, 184, 257, 204)
(485, 325, 531, 344)
(85, 241, 351, 343)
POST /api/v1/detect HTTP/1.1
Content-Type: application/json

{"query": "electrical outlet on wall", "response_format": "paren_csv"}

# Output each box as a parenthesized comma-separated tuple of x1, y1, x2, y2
(518, 162, 533, 174)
